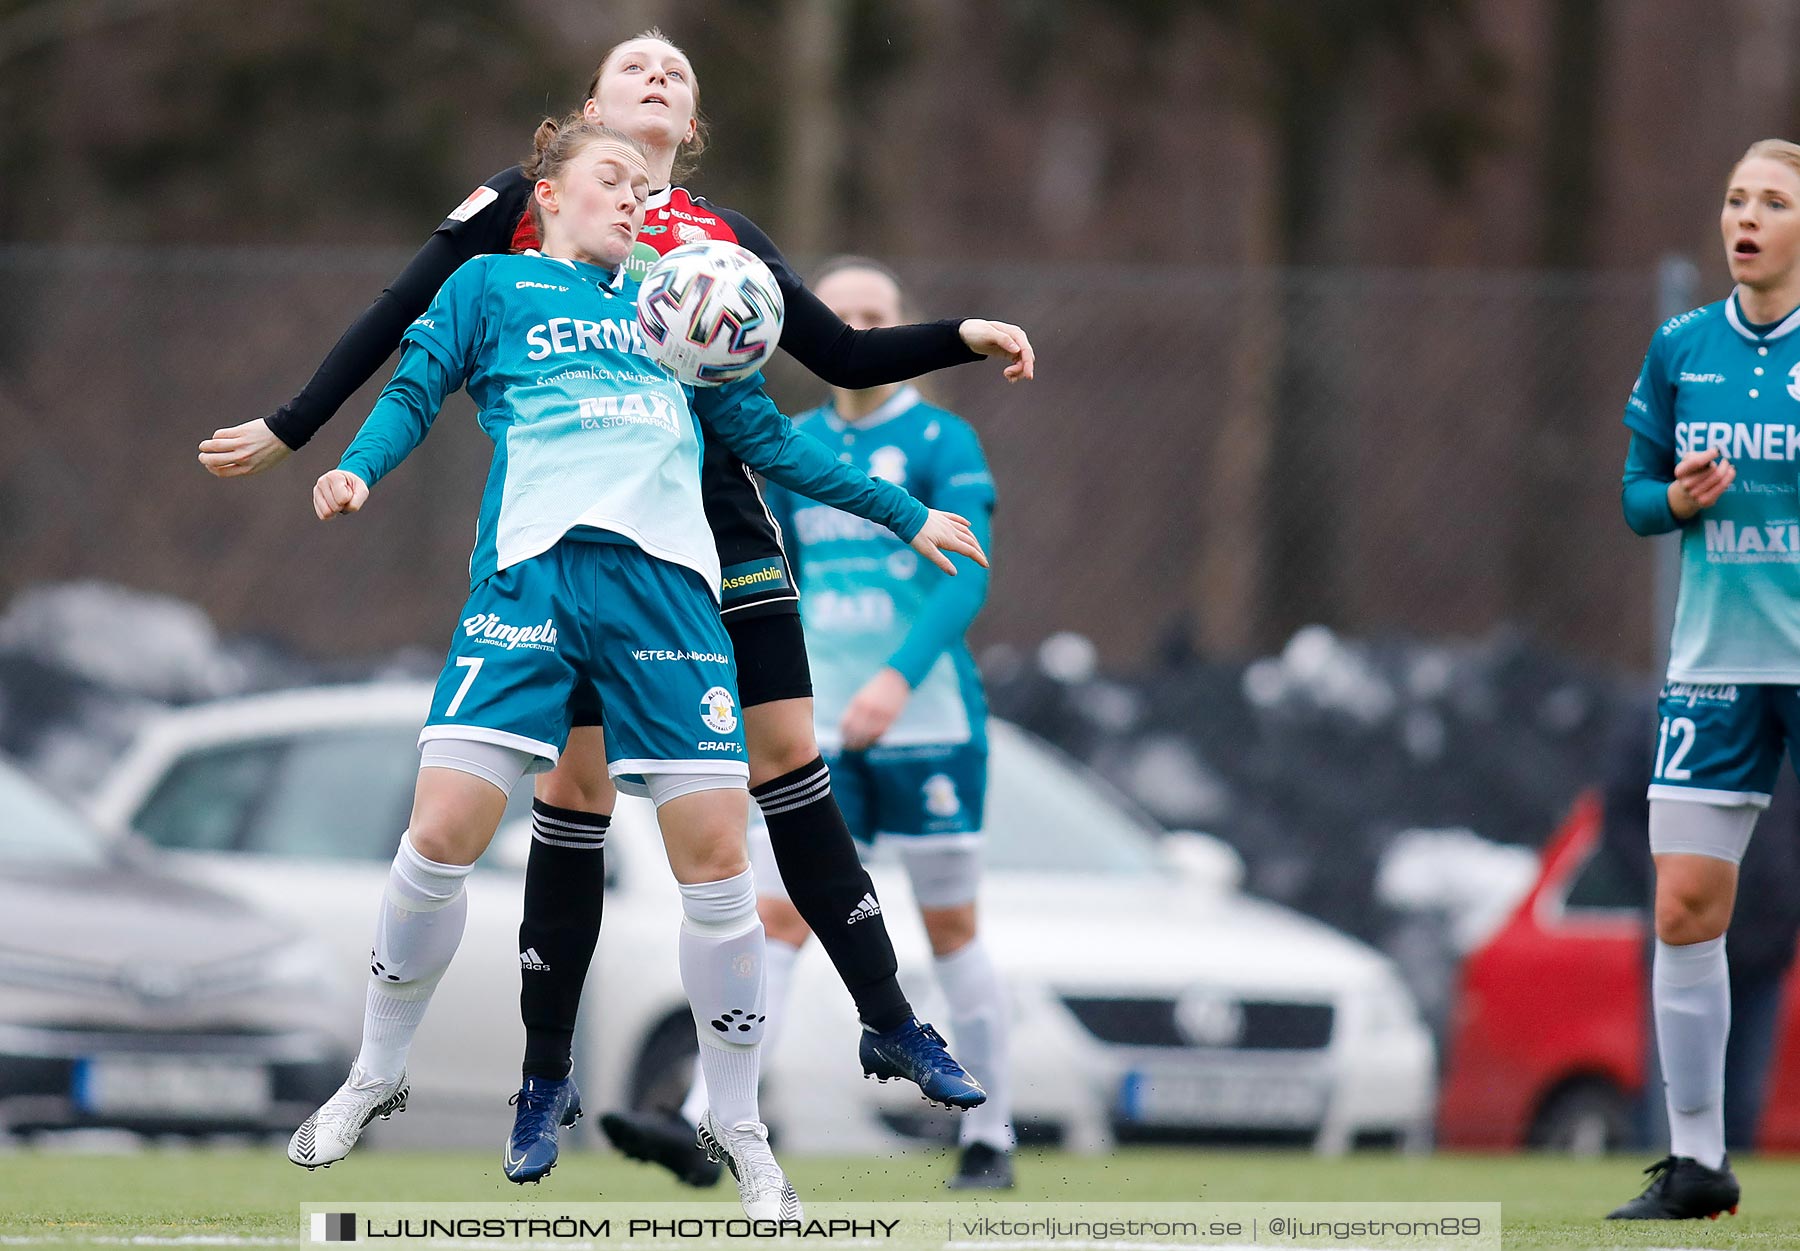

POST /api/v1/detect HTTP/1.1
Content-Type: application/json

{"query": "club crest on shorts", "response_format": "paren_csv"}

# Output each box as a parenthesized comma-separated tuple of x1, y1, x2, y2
(922, 773, 962, 818)
(700, 686, 739, 734)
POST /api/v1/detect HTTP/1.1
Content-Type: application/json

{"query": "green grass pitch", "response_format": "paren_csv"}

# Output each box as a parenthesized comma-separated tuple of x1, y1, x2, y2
(3, 1146, 1799, 1248)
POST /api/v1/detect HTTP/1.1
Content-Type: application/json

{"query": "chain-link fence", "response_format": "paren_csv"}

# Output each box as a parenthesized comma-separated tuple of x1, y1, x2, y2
(1, 248, 1675, 672)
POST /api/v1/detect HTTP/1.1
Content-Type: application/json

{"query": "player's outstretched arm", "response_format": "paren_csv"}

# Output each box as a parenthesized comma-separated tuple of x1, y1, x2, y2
(321, 340, 462, 518)
(200, 173, 519, 477)
(692, 375, 930, 542)
(717, 206, 1035, 387)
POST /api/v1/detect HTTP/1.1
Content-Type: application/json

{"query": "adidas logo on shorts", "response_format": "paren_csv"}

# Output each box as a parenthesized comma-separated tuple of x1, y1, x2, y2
(519, 947, 551, 972)
(846, 892, 882, 925)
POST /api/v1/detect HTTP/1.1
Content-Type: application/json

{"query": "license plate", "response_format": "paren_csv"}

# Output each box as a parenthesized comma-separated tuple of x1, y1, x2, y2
(72, 1056, 272, 1118)
(1119, 1067, 1327, 1128)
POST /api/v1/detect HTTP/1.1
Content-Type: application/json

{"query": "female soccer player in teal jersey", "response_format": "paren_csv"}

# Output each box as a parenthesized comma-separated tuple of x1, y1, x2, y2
(662, 257, 1013, 1190)
(201, 31, 1011, 1180)
(285, 119, 983, 1220)
(1609, 138, 1800, 1221)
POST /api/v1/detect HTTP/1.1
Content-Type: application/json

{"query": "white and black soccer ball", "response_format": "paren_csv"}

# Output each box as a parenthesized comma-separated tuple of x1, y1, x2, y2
(635, 241, 785, 387)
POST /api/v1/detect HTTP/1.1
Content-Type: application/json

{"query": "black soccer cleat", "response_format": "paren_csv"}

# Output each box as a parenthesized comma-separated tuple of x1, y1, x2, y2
(1606, 1154, 1740, 1220)
(947, 1141, 1015, 1190)
(599, 1109, 723, 1187)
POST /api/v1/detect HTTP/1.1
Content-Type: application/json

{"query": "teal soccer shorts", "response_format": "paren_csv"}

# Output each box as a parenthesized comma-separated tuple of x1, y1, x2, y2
(1647, 681, 1800, 808)
(419, 538, 747, 780)
(825, 740, 987, 846)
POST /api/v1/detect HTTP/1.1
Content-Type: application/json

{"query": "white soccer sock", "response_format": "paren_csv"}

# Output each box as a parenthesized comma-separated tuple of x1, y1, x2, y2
(354, 833, 473, 1084)
(935, 939, 1015, 1151)
(681, 937, 799, 1127)
(1655, 934, 1730, 1170)
(678, 869, 766, 1130)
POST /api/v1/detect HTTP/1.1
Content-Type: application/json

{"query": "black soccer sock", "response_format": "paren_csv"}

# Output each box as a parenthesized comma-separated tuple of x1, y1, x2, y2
(519, 799, 609, 1080)
(752, 757, 913, 1032)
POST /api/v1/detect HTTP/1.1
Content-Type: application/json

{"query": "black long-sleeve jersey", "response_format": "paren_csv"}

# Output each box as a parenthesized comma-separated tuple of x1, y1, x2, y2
(266, 165, 981, 617)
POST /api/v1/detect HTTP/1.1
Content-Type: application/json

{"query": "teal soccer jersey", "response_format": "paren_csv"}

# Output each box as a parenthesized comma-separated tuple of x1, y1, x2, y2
(344, 252, 717, 593)
(1625, 293, 1800, 684)
(338, 251, 926, 600)
(766, 386, 995, 751)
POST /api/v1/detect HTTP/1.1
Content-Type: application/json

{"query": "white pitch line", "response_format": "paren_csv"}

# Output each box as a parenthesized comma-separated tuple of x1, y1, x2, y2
(0, 1239, 294, 1247)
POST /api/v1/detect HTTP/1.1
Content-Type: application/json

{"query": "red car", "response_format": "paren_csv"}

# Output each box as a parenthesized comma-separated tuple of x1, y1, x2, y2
(1437, 791, 1800, 1152)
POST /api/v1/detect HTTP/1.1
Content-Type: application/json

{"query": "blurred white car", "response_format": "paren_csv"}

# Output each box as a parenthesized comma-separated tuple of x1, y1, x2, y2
(88, 683, 1432, 1153)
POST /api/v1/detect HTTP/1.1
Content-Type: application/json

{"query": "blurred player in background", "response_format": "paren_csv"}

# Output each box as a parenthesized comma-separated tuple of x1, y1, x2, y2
(289, 118, 983, 1216)
(612, 257, 1014, 1190)
(1609, 138, 1800, 1221)
(200, 28, 1032, 1183)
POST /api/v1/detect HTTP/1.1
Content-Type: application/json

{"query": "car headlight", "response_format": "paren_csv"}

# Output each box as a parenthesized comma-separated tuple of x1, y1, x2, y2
(201, 942, 336, 999)
(0, 948, 119, 996)
(1354, 970, 1421, 1038)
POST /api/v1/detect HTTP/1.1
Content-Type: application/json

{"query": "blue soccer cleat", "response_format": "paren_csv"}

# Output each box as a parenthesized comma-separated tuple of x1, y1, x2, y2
(503, 1076, 583, 1184)
(859, 1019, 987, 1109)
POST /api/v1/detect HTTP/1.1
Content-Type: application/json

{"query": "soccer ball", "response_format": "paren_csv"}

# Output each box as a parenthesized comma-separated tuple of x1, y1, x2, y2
(636, 241, 785, 386)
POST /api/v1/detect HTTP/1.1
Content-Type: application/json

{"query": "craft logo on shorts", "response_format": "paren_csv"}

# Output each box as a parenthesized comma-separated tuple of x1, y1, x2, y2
(700, 686, 739, 734)
(462, 613, 558, 652)
(922, 773, 962, 818)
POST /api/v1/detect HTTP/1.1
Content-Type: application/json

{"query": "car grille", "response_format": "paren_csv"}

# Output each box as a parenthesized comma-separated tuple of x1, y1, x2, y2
(1061, 995, 1333, 1050)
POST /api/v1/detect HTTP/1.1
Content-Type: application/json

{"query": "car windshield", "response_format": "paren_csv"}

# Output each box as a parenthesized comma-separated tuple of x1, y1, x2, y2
(975, 723, 1164, 875)
(132, 723, 531, 868)
(0, 761, 108, 869)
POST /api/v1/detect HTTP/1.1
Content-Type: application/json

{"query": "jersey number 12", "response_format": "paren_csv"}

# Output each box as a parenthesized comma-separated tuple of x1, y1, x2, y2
(1654, 715, 1696, 781)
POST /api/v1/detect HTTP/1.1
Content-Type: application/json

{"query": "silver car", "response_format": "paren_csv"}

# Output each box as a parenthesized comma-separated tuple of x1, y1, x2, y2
(0, 756, 353, 1137)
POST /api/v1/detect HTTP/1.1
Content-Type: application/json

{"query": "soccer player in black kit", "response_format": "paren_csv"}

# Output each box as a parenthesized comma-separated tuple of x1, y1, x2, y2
(200, 28, 1036, 1184)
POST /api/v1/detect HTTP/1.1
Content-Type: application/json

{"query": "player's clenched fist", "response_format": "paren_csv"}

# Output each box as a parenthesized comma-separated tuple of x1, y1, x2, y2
(313, 469, 370, 520)
(1669, 447, 1736, 519)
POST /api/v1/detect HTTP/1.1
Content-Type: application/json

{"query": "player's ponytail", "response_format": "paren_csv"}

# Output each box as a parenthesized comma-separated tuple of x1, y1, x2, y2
(522, 113, 649, 241)
(525, 116, 563, 181)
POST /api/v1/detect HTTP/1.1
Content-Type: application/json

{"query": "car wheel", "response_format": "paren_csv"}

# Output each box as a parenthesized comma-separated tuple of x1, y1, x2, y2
(1528, 1079, 1633, 1155)
(628, 1010, 699, 1115)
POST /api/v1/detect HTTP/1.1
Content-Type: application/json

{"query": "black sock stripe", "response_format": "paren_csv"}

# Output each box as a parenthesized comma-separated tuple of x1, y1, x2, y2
(751, 762, 830, 804)
(530, 798, 613, 828)
(749, 756, 829, 800)
(755, 779, 833, 817)
(532, 812, 608, 835)
(752, 759, 828, 799)
(754, 771, 831, 811)
(532, 831, 606, 850)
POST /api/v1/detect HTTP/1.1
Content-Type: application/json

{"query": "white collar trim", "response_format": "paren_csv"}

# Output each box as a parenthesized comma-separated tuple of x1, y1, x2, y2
(646, 185, 674, 210)
(1726, 289, 1800, 342)
(825, 385, 923, 432)
(525, 249, 625, 291)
